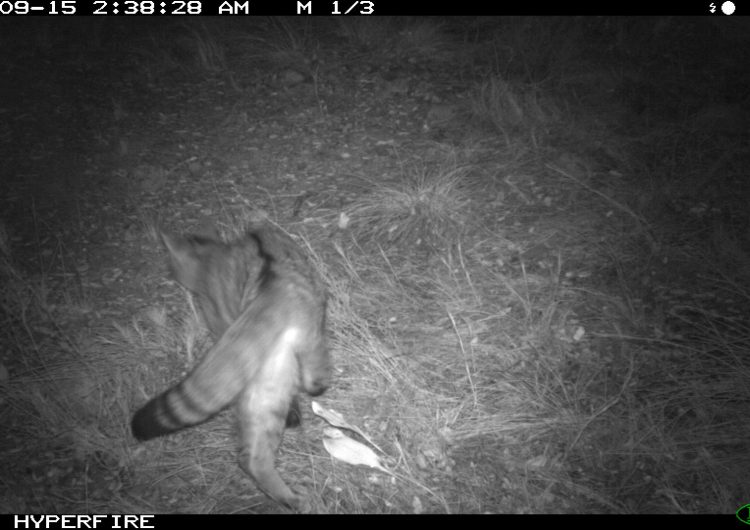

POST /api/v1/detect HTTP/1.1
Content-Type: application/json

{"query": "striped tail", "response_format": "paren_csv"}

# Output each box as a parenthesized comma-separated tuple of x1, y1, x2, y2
(132, 380, 236, 441)
(132, 380, 302, 441)
(131, 317, 272, 441)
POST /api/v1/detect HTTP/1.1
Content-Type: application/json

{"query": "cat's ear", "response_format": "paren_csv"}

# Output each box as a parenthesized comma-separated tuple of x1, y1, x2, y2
(160, 230, 188, 258)
(160, 231, 203, 292)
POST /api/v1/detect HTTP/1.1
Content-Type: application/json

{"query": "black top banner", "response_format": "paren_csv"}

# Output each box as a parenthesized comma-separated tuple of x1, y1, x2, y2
(0, 0, 728, 16)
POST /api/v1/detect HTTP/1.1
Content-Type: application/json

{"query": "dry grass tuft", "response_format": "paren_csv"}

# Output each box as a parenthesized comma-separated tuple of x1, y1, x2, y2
(346, 164, 473, 256)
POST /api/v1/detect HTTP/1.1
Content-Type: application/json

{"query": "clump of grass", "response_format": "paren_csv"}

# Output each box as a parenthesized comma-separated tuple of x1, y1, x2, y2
(123, 19, 229, 87)
(235, 18, 319, 77)
(336, 18, 450, 63)
(391, 20, 450, 59)
(346, 165, 473, 255)
(174, 20, 228, 74)
(335, 17, 402, 51)
(471, 77, 562, 148)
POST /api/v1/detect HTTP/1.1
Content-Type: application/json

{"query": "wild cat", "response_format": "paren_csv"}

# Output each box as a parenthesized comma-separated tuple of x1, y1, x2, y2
(131, 222, 331, 511)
